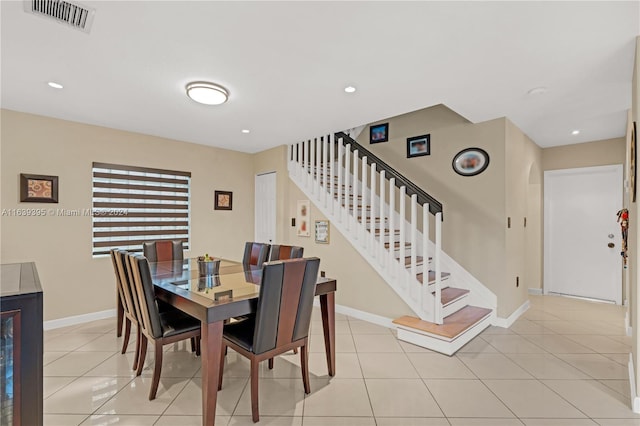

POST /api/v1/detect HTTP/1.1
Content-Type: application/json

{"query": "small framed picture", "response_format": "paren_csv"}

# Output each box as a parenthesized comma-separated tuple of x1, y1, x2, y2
(406, 134, 430, 158)
(370, 123, 389, 144)
(214, 190, 233, 210)
(20, 173, 59, 203)
(315, 220, 330, 244)
(297, 200, 310, 236)
(452, 148, 490, 177)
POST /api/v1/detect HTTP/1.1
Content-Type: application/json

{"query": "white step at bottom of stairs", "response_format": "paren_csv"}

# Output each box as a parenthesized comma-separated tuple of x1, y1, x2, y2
(393, 306, 493, 356)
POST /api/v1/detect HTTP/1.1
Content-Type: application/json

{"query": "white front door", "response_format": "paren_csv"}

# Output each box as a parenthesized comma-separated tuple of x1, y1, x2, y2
(255, 172, 277, 244)
(544, 165, 623, 303)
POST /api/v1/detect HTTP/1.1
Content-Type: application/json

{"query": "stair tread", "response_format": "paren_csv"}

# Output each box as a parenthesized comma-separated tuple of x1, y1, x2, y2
(440, 287, 470, 306)
(393, 306, 492, 340)
(384, 241, 412, 248)
(374, 228, 399, 235)
(400, 256, 425, 266)
(416, 270, 451, 284)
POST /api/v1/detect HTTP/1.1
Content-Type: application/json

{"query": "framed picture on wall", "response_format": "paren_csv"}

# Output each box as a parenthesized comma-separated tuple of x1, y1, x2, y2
(452, 148, 490, 177)
(369, 123, 389, 144)
(406, 134, 430, 158)
(296, 200, 310, 236)
(315, 220, 330, 244)
(20, 173, 58, 203)
(214, 190, 233, 210)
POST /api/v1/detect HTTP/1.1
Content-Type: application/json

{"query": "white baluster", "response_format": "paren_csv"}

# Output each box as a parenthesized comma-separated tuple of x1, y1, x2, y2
(330, 135, 336, 215)
(370, 163, 376, 257)
(399, 186, 407, 289)
(379, 170, 386, 267)
(435, 212, 443, 324)
(410, 194, 417, 299)
(323, 136, 329, 208)
(344, 145, 350, 228)
(315, 137, 321, 197)
(388, 178, 395, 278)
(352, 149, 359, 238)
(361, 156, 368, 247)
(302, 141, 308, 188)
(337, 140, 344, 222)
(422, 203, 430, 312)
(310, 138, 316, 195)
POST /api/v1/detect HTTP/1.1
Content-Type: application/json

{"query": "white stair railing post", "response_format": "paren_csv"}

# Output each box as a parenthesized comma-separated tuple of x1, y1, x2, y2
(303, 140, 308, 188)
(435, 212, 443, 324)
(315, 137, 322, 197)
(310, 138, 316, 195)
(422, 203, 430, 312)
(370, 163, 376, 257)
(330, 135, 336, 215)
(323, 135, 330, 208)
(399, 186, 407, 289)
(410, 193, 418, 299)
(336, 139, 343, 221)
(344, 145, 351, 228)
(361, 156, 368, 247)
(379, 170, 386, 266)
(352, 149, 359, 238)
(388, 178, 396, 278)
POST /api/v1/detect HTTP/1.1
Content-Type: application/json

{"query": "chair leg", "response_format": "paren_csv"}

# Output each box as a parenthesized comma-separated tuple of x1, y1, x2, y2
(218, 342, 226, 391)
(149, 340, 163, 400)
(293, 348, 298, 354)
(251, 357, 260, 423)
(300, 344, 310, 394)
(136, 335, 148, 376)
(121, 318, 131, 354)
(190, 337, 196, 353)
(195, 336, 201, 356)
(268, 358, 274, 370)
(132, 326, 141, 371)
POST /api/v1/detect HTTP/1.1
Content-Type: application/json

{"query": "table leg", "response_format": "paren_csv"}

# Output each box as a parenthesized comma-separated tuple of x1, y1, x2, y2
(201, 321, 224, 426)
(116, 293, 124, 338)
(319, 292, 336, 376)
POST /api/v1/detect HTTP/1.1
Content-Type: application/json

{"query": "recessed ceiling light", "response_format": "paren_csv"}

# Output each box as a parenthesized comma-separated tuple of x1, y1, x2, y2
(186, 81, 229, 105)
(344, 86, 356, 93)
(48, 81, 63, 89)
(572, 130, 580, 135)
(241, 129, 250, 134)
(527, 86, 548, 96)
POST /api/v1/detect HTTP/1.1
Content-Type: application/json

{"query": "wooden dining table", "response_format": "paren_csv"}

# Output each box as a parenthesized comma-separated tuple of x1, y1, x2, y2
(117, 257, 336, 425)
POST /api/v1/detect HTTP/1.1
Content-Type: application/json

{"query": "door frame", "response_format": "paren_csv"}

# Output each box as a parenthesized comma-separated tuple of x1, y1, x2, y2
(254, 171, 277, 244)
(543, 164, 623, 304)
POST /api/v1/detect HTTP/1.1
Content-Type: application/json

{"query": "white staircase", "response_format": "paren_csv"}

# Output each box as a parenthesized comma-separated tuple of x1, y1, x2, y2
(287, 133, 497, 355)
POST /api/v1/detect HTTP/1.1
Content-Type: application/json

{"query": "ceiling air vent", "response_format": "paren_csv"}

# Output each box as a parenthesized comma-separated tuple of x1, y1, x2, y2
(24, 0, 95, 33)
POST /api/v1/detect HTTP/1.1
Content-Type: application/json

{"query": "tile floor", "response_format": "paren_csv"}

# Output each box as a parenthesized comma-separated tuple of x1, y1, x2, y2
(43, 295, 640, 425)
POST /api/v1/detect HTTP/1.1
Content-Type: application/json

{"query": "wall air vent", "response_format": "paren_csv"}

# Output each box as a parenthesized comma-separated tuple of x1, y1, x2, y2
(24, 0, 95, 33)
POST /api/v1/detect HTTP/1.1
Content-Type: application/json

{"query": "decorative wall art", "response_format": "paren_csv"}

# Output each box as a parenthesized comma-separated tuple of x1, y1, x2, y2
(20, 173, 58, 203)
(296, 200, 310, 236)
(406, 134, 431, 158)
(369, 123, 389, 144)
(452, 148, 490, 177)
(315, 220, 330, 244)
(214, 190, 233, 210)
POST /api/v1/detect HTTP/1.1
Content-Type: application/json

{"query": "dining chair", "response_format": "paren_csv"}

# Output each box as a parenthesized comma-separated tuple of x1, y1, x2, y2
(268, 244, 304, 261)
(242, 242, 270, 267)
(110, 249, 143, 370)
(218, 257, 320, 422)
(143, 240, 184, 263)
(126, 253, 202, 400)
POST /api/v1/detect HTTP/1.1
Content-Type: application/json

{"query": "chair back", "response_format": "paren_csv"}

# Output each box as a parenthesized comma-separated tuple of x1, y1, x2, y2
(269, 245, 304, 261)
(111, 249, 140, 321)
(126, 254, 164, 339)
(252, 257, 320, 355)
(143, 240, 184, 263)
(242, 242, 270, 267)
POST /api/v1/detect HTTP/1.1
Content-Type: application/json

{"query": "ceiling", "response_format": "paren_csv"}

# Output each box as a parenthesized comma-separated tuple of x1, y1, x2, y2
(1, 1, 638, 153)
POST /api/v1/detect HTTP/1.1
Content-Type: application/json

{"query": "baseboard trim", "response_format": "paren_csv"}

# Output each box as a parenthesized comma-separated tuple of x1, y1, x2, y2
(629, 353, 640, 413)
(528, 288, 543, 295)
(44, 309, 116, 331)
(492, 300, 530, 328)
(313, 300, 395, 329)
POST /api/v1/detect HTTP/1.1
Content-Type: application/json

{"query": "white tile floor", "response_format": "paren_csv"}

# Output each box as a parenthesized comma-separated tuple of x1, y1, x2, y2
(43, 295, 640, 425)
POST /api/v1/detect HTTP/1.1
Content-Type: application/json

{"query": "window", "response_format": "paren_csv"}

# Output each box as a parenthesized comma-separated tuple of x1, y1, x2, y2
(91, 162, 191, 256)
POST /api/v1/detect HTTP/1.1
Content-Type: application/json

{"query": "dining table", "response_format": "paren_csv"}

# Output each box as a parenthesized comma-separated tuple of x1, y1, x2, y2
(118, 257, 337, 426)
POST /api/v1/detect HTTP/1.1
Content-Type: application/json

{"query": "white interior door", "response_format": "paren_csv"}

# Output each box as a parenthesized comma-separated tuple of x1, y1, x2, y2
(255, 172, 276, 244)
(544, 165, 623, 303)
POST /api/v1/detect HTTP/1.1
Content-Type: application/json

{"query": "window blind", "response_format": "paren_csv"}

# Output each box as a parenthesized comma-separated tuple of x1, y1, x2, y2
(92, 162, 191, 256)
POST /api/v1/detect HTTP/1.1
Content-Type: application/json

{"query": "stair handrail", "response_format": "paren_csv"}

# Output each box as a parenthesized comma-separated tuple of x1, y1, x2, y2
(334, 131, 443, 218)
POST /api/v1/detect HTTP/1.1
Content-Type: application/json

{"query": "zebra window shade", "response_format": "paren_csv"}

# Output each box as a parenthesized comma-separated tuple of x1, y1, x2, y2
(92, 162, 191, 256)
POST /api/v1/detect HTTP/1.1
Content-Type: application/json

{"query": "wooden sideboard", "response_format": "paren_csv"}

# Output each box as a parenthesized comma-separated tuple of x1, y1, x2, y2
(1, 262, 43, 426)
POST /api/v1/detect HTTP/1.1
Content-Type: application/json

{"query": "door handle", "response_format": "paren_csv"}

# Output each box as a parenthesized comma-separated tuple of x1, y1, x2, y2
(608, 242, 615, 248)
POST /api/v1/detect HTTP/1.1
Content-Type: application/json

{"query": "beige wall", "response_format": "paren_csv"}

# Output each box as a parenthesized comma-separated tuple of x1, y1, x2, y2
(542, 138, 626, 171)
(0, 110, 255, 321)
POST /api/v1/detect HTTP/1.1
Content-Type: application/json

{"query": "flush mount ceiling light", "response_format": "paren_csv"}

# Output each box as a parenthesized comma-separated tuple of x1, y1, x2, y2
(344, 85, 356, 93)
(186, 81, 229, 105)
(48, 81, 63, 89)
(241, 129, 250, 134)
(572, 130, 580, 135)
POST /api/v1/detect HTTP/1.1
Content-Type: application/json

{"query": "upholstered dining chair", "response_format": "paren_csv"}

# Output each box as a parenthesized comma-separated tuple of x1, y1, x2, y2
(143, 240, 184, 263)
(218, 257, 320, 422)
(242, 242, 270, 267)
(110, 249, 143, 370)
(126, 253, 202, 400)
(268, 244, 304, 261)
